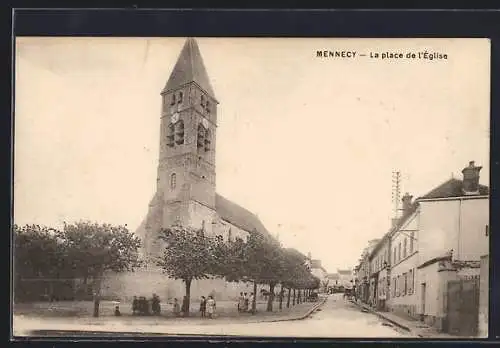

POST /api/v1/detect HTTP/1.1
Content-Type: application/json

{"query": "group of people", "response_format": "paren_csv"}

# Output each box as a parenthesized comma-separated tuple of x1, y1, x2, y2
(172, 295, 217, 319)
(237, 292, 255, 313)
(131, 294, 161, 316)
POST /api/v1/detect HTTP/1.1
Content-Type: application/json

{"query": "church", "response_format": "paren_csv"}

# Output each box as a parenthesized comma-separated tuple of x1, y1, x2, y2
(101, 38, 276, 301)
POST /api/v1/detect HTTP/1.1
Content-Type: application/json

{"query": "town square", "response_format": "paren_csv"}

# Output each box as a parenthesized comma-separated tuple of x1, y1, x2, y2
(13, 37, 489, 338)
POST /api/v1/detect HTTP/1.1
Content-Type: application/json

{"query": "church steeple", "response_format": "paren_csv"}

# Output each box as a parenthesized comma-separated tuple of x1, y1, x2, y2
(162, 37, 216, 100)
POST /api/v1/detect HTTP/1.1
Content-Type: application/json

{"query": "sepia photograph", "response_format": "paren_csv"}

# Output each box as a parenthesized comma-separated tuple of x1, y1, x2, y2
(12, 37, 490, 338)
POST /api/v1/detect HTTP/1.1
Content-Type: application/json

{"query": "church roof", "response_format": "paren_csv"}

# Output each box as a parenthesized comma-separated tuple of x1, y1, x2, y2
(163, 37, 216, 99)
(418, 178, 489, 200)
(215, 193, 273, 240)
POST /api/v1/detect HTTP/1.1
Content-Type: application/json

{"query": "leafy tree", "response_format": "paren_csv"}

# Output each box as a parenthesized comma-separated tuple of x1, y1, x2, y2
(13, 224, 66, 301)
(61, 222, 142, 316)
(156, 224, 224, 316)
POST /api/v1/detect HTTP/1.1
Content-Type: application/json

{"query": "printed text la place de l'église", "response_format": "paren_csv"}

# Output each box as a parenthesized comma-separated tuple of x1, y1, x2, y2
(316, 50, 448, 60)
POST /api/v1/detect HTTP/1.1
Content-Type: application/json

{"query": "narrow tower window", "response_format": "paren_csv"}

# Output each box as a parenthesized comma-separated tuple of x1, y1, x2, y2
(206, 100, 210, 113)
(170, 173, 177, 189)
(197, 124, 206, 150)
(175, 120, 184, 145)
(167, 123, 175, 147)
(178, 91, 183, 104)
(410, 232, 414, 253)
(171, 94, 176, 105)
(204, 128, 211, 152)
(201, 95, 205, 107)
(403, 238, 407, 258)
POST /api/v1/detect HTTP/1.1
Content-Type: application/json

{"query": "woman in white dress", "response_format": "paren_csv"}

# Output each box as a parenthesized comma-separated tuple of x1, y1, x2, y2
(206, 296, 216, 319)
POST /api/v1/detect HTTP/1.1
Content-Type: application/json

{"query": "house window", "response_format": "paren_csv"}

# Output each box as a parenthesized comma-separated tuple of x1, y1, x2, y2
(403, 238, 407, 258)
(398, 242, 401, 261)
(410, 232, 414, 253)
(201, 94, 205, 107)
(171, 94, 176, 105)
(396, 275, 400, 297)
(403, 273, 407, 295)
(408, 269, 414, 294)
(485, 225, 489, 237)
(178, 91, 183, 104)
(228, 228, 232, 242)
(170, 173, 177, 189)
(206, 100, 210, 113)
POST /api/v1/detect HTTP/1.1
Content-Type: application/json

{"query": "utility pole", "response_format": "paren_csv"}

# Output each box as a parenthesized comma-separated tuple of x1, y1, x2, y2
(391, 171, 401, 218)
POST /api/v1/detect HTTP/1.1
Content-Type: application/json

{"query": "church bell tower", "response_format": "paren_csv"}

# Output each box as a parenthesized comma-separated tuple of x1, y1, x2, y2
(144, 38, 218, 255)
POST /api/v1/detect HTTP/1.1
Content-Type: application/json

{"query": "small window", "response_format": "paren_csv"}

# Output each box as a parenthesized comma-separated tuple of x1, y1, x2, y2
(171, 94, 176, 105)
(170, 173, 177, 189)
(410, 232, 414, 253)
(178, 91, 183, 104)
(201, 95, 205, 107)
(197, 123, 206, 151)
(403, 238, 407, 258)
(403, 273, 407, 295)
(485, 225, 489, 237)
(206, 100, 210, 113)
(398, 242, 401, 261)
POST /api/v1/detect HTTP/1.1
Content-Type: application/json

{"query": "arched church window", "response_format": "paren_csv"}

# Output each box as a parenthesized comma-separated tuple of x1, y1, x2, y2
(167, 123, 175, 147)
(206, 100, 210, 113)
(197, 124, 206, 150)
(178, 91, 183, 104)
(175, 120, 184, 145)
(204, 129, 211, 152)
(201, 95, 205, 107)
(170, 173, 177, 189)
(171, 94, 176, 105)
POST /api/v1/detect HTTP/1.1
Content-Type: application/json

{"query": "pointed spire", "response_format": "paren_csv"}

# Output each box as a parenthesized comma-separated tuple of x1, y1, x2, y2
(162, 37, 216, 99)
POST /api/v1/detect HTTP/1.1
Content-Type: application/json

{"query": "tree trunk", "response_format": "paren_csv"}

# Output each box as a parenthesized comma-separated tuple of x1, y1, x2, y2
(279, 284, 284, 310)
(293, 288, 296, 306)
(92, 275, 102, 317)
(184, 278, 192, 317)
(252, 281, 257, 314)
(266, 283, 275, 312)
(286, 287, 291, 308)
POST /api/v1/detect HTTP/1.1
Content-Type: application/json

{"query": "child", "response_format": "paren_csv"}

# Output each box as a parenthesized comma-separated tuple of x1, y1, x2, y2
(200, 296, 207, 318)
(114, 305, 121, 316)
(206, 296, 216, 319)
(173, 298, 180, 317)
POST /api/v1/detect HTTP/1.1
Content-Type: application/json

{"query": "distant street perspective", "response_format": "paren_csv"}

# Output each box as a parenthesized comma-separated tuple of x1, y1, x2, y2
(13, 36, 490, 339)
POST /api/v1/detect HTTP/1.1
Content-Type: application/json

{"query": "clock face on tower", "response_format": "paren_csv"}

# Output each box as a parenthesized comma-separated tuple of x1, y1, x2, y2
(202, 117, 209, 129)
(170, 113, 179, 124)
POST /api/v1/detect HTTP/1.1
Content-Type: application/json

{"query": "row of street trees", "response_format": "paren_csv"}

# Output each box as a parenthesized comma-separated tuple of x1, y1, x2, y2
(13, 222, 142, 303)
(14, 221, 320, 316)
(156, 224, 320, 315)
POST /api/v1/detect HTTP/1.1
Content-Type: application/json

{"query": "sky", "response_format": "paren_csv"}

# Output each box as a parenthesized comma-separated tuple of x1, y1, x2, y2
(14, 37, 490, 273)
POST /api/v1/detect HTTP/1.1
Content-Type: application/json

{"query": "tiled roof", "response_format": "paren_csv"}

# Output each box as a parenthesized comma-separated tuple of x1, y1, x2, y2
(163, 37, 216, 98)
(337, 269, 352, 275)
(215, 193, 273, 240)
(419, 178, 489, 200)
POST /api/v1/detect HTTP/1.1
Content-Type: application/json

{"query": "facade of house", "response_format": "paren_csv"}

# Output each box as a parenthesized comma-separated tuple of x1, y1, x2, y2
(338, 269, 354, 289)
(355, 239, 380, 302)
(310, 259, 328, 291)
(369, 232, 392, 311)
(387, 195, 419, 318)
(359, 161, 489, 336)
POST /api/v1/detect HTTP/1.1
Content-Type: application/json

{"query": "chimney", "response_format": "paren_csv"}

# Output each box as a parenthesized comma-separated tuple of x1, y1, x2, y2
(462, 161, 482, 194)
(401, 193, 413, 214)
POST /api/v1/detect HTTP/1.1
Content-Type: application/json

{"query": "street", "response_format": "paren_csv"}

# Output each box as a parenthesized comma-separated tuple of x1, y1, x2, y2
(15, 294, 415, 338)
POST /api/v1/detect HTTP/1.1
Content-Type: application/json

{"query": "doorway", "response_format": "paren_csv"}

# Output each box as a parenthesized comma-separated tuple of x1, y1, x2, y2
(420, 283, 426, 321)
